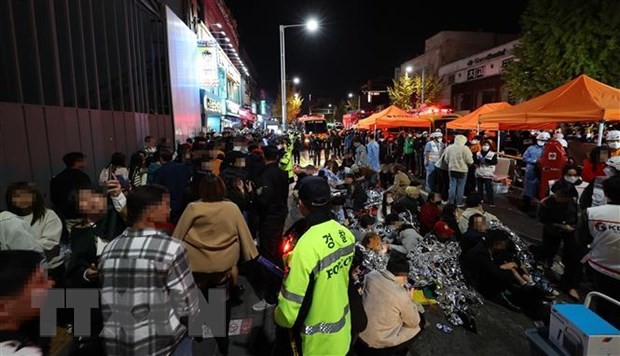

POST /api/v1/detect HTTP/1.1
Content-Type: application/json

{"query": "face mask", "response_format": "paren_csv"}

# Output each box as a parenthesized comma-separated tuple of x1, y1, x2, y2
(434, 201, 442, 205)
(609, 142, 620, 150)
(437, 138, 443, 143)
(537, 140, 546, 146)
(386, 198, 394, 204)
(564, 176, 578, 184)
(471, 139, 479, 144)
(604, 167, 617, 177)
(482, 145, 490, 151)
(277, 145, 283, 150)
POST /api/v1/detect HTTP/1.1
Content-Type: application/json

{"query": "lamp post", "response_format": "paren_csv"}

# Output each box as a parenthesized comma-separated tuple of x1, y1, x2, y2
(280, 19, 318, 131)
(348, 92, 360, 110)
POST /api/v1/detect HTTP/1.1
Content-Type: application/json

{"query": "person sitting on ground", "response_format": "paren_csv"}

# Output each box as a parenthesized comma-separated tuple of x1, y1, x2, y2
(385, 214, 423, 254)
(419, 192, 443, 235)
(439, 203, 462, 241)
(457, 194, 499, 234)
(0, 250, 53, 355)
(379, 164, 394, 190)
(394, 186, 423, 221)
(427, 220, 456, 243)
(349, 214, 376, 242)
(356, 251, 421, 356)
(343, 173, 368, 211)
(387, 165, 411, 200)
(460, 213, 487, 255)
(462, 229, 547, 318)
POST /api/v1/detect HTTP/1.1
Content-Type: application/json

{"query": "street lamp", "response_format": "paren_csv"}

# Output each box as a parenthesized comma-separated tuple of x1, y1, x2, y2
(293, 77, 300, 85)
(280, 19, 320, 130)
(348, 92, 361, 110)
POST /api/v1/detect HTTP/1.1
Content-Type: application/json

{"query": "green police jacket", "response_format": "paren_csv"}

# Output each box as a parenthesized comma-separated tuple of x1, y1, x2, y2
(275, 219, 355, 355)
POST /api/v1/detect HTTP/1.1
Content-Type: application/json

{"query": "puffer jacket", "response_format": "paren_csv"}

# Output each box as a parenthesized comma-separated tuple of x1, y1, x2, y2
(443, 135, 473, 173)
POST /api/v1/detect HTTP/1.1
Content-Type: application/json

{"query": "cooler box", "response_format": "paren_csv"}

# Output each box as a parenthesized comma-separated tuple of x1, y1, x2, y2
(549, 304, 619, 356)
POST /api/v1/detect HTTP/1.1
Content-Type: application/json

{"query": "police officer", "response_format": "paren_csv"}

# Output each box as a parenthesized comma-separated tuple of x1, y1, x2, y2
(275, 176, 355, 355)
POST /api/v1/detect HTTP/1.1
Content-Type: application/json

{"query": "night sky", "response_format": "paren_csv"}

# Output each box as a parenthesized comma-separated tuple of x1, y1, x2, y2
(226, 0, 529, 101)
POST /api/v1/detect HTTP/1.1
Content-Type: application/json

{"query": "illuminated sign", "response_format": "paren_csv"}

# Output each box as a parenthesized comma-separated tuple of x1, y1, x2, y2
(203, 96, 223, 113)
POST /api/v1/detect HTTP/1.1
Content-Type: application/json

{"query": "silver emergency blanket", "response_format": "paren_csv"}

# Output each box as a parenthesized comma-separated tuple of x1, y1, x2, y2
(487, 220, 555, 295)
(407, 235, 483, 327)
(355, 243, 389, 271)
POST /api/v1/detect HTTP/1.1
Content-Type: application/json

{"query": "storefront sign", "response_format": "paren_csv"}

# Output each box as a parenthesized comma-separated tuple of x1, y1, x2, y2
(203, 96, 223, 113)
(466, 66, 485, 80)
(467, 49, 508, 66)
(226, 100, 240, 116)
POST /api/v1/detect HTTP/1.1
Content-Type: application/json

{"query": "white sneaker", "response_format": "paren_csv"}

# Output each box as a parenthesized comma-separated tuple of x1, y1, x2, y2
(252, 299, 275, 311)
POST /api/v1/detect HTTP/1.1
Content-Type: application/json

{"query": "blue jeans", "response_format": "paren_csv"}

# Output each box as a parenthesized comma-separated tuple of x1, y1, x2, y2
(449, 174, 466, 206)
(477, 177, 495, 205)
(171, 336, 192, 356)
(425, 162, 436, 191)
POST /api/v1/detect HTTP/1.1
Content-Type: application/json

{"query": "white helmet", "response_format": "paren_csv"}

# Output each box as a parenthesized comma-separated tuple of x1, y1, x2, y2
(606, 156, 620, 170)
(536, 132, 551, 141)
(606, 130, 620, 141)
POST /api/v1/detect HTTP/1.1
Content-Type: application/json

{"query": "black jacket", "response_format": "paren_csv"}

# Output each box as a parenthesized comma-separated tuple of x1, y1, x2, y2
(50, 168, 91, 219)
(257, 162, 289, 221)
(462, 242, 514, 299)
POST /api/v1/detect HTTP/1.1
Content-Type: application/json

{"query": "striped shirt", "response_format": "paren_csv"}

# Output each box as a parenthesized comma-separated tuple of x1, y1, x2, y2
(98, 228, 199, 356)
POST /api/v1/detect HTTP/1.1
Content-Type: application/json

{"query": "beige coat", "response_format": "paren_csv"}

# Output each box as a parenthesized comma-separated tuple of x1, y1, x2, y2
(173, 200, 258, 273)
(359, 270, 421, 348)
(391, 171, 411, 200)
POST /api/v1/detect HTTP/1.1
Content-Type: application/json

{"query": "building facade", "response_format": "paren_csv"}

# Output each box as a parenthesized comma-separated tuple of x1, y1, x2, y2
(438, 40, 518, 111)
(396, 31, 517, 106)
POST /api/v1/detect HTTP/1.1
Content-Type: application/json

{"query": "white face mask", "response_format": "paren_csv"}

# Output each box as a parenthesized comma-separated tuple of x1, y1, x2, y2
(386, 198, 394, 204)
(609, 141, 620, 150)
(537, 140, 546, 146)
(564, 176, 579, 184)
(482, 145, 490, 151)
(437, 138, 443, 143)
(604, 167, 617, 177)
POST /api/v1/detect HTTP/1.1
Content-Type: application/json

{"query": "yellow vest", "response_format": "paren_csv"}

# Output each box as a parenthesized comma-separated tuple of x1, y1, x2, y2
(275, 220, 355, 355)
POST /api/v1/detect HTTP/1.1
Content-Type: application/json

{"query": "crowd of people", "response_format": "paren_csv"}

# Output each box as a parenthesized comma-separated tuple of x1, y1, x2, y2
(1, 124, 619, 356)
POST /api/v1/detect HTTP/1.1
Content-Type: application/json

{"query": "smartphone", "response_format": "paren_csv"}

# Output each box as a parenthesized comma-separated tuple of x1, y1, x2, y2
(115, 175, 130, 190)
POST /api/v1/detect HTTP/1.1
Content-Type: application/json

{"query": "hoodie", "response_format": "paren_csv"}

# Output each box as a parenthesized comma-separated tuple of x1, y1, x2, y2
(443, 135, 474, 173)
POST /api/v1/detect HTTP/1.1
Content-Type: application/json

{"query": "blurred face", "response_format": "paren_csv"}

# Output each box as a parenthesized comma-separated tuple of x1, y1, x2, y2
(345, 176, 353, 184)
(147, 194, 170, 224)
(11, 189, 35, 210)
(1, 267, 53, 324)
(78, 189, 106, 217)
(234, 158, 246, 168)
(491, 240, 508, 254)
(474, 217, 488, 233)
(432, 193, 442, 204)
(74, 159, 86, 170)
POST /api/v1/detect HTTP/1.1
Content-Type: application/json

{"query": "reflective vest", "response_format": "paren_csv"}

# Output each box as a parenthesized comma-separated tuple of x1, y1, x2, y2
(275, 219, 355, 355)
(586, 204, 620, 279)
(280, 144, 294, 179)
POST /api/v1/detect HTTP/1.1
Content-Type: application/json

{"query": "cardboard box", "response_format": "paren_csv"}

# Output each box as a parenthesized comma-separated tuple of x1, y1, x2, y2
(549, 304, 619, 355)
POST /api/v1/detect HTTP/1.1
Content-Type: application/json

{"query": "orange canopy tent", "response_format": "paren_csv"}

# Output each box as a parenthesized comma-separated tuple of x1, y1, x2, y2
(479, 75, 620, 129)
(447, 102, 511, 131)
(357, 105, 431, 129)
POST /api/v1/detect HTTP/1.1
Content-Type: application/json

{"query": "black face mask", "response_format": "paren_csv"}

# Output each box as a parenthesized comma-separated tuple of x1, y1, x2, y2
(434, 201, 442, 205)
